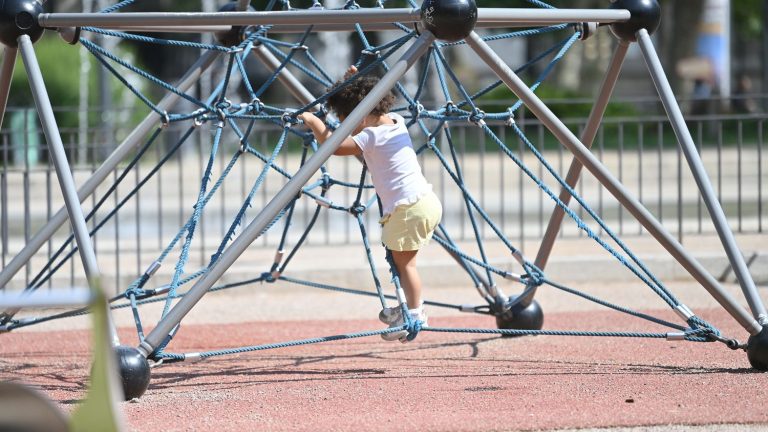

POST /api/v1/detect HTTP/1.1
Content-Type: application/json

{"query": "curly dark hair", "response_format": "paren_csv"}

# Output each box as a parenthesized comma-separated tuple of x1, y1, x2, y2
(325, 74, 396, 119)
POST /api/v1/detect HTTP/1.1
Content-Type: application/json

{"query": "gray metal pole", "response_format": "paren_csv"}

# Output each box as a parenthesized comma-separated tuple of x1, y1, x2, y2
(18, 34, 122, 345)
(252, 44, 317, 106)
(101, 20, 582, 34)
(138, 31, 436, 357)
(0, 50, 219, 322)
(464, 31, 762, 335)
(523, 41, 629, 305)
(637, 28, 767, 323)
(0, 47, 16, 129)
(39, 8, 422, 27)
(38, 8, 630, 29)
(475, 8, 630, 24)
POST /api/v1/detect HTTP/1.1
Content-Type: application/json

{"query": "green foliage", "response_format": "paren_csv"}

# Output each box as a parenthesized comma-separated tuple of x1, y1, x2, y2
(732, 0, 763, 39)
(478, 81, 639, 120)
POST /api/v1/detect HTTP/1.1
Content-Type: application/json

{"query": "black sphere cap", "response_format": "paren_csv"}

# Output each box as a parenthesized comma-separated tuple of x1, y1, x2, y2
(214, 2, 253, 47)
(115, 345, 151, 400)
(420, 0, 477, 43)
(0, 0, 44, 48)
(609, 0, 661, 42)
(747, 326, 768, 371)
(495, 297, 544, 335)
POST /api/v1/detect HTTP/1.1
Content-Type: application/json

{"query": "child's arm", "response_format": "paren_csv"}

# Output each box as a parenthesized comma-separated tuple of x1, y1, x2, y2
(299, 112, 362, 156)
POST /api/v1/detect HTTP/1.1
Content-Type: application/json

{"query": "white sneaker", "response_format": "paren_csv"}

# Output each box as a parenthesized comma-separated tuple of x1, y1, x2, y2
(378, 306, 402, 325)
(379, 305, 427, 342)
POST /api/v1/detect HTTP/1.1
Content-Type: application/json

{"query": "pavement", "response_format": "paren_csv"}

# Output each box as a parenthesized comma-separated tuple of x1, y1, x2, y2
(1, 232, 767, 431)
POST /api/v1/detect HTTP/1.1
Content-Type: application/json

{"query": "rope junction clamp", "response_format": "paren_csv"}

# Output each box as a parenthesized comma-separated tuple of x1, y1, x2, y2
(160, 111, 170, 128)
(674, 304, 695, 321)
(183, 352, 206, 363)
(314, 195, 333, 208)
(505, 107, 516, 126)
(144, 261, 162, 278)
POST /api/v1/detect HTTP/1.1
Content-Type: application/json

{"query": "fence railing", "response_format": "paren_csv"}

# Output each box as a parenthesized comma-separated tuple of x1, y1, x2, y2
(0, 104, 765, 293)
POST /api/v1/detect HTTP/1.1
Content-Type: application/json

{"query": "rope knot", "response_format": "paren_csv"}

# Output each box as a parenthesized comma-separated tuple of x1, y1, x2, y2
(426, 136, 437, 151)
(124, 287, 148, 300)
(404, 317, 423, 341)
(249, 98, 263, 114)
(444, 101, 456, 116)
(525, 271, 544, 287)
(469, 109, 486, 127)
(282, 111, 299, 126)
(686, 315, 722, 342)
(409, 102, 424, 120)
(215, 106, 227, 126)
(260, 271, 277, 283)
(361, 49, 381, 59)
(344, 0, 361, 10)
(319, 172, 332, 189)
(349, 204, 366, 215)
(505, 107, 516, 126)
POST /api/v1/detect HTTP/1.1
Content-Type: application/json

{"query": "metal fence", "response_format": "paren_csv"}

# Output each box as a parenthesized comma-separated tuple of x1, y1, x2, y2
(0, 103, 766, 293)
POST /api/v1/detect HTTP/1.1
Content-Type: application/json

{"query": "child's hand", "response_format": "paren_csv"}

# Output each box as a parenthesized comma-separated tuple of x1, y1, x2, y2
(343, 65, 358, 79)
(298, 111, 319, 126)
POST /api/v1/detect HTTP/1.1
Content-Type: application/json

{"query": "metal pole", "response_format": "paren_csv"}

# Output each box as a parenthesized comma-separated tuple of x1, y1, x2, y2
(38, 8, 631, 28)
(39, 8, 422, 27)
(464, 31, 762, 335)
(18, 34, 122, 345)
(0, 50, 219, 322)
(100, 20, 586, 34)
(637, 28, 767, 323)
(138, 31, 436, 357)
(523, 41, 629, 305)
(0, 47, 16, 129)
(252, 44, 317, 106)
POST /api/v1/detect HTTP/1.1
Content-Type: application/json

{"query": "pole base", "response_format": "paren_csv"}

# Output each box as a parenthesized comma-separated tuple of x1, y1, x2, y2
(494, 297, 544, 336)
(746, 327, 768, 371)
(115, 345, 151, 400)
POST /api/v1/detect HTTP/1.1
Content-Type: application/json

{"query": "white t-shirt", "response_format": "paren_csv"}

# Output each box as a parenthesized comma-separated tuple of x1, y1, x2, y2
(352, 113, 431, 215)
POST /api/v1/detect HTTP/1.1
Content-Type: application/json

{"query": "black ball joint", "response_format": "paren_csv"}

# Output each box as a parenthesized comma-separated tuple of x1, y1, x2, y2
(0, 0, 45, 47)
(214, 1, 254, 47)
(495, 296, 544, 335)
(114, 345, 151, 400)
(609, 0, 661, 42)
(747, 326, 768, 371)
(419, 0, 477, 43)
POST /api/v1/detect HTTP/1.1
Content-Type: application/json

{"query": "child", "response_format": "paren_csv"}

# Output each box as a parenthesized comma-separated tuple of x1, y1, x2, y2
(299, 66, 442, 342)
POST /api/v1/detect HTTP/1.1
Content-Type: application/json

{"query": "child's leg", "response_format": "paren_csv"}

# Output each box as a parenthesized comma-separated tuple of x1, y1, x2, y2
(390, 249, 421, 309)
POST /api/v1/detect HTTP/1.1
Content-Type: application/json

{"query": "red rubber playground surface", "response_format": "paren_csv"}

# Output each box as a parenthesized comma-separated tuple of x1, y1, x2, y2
(1, 306, 767, 431)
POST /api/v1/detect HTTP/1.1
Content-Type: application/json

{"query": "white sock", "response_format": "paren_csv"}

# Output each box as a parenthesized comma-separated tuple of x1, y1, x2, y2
(408, 306, 426, 321)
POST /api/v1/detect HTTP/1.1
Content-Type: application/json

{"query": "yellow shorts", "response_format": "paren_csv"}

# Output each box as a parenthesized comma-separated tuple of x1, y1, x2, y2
(380, 190, 442, 252)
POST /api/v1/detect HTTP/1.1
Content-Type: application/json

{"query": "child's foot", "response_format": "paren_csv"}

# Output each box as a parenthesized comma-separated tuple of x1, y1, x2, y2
(379, 305, 427, 342)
